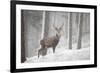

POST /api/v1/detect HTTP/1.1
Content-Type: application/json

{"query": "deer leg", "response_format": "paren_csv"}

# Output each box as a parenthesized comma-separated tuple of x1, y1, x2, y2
(38, 45, 45, 58)
(38, 49, 41, 58)
(53, 47, 56, 53)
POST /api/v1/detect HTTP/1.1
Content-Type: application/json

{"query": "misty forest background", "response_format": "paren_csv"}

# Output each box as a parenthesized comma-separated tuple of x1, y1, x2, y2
(21, 10, 90, 63)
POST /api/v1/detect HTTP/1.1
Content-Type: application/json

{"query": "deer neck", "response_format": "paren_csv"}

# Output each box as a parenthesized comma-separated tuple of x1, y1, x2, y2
(56, 34, 61, 40)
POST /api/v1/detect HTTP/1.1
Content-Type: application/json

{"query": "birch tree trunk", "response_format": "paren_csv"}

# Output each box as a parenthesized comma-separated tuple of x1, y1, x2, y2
(77, 13, 83, 49)
(41, 11, 46, 39)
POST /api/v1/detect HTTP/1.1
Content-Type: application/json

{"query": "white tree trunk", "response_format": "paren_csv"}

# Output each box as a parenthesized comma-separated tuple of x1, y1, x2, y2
(41, 11, 46, 39)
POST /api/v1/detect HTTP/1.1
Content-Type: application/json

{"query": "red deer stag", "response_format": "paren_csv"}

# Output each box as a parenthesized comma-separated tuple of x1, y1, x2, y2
(38, 24, 64, 58)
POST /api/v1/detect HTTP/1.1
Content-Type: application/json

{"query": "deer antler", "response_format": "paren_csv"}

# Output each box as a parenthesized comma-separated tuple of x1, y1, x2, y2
(59, 23, 64, 30)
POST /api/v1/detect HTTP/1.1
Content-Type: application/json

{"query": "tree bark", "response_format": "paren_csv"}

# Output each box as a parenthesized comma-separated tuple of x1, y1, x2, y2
(43, 11, 50, 38)
(68, 12, 72, 49)
(77, 13, 83, 49)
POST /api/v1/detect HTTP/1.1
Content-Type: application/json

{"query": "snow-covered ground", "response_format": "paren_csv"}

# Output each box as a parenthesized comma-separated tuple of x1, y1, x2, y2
(25, 47, 90, 63)
(25, 34, 90, 63)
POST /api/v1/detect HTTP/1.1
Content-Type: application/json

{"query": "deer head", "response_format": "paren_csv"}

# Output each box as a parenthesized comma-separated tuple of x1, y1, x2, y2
(53, 23, 64, 38)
